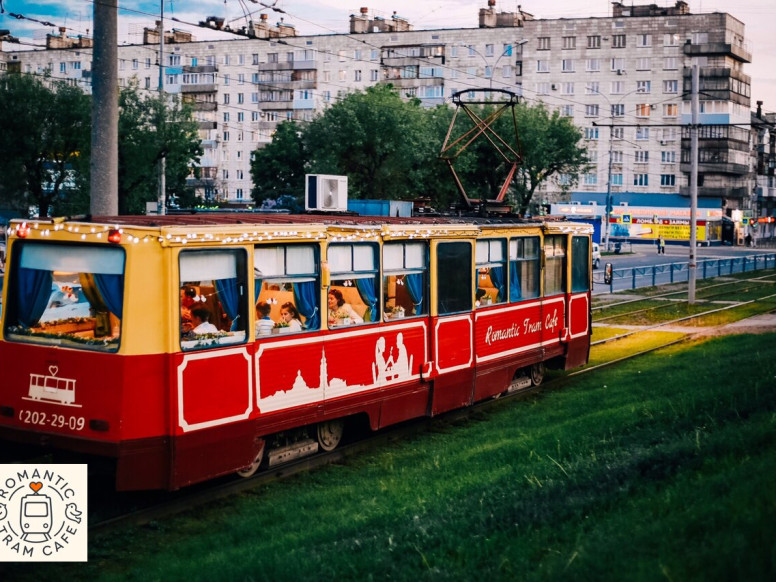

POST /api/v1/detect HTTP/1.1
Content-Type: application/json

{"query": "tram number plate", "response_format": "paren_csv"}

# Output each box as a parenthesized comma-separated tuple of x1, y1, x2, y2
(508, 376, 532, 392)
(19, 410, 86, 432)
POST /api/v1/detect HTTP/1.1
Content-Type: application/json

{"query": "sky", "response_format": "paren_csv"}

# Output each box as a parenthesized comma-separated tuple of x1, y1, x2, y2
(1, 0, 775, 112)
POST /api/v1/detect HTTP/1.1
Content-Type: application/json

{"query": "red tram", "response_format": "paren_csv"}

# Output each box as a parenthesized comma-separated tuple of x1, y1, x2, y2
(0, 214, 592, 490)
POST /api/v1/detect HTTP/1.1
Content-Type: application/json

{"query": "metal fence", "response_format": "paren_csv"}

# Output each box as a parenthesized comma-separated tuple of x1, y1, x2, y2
(593, 253, 776, 294)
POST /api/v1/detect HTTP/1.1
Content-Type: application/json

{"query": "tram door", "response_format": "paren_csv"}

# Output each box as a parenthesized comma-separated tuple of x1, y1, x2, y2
(429, 240, 475, 415)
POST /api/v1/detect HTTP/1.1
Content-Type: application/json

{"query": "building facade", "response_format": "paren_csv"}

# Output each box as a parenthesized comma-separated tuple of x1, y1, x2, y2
(0, 0, 759, 228)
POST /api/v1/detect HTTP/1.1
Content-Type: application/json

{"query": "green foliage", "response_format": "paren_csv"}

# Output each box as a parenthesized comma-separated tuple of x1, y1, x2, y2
(512, 101, 589, 214)
(0, 73, 90, 216)
(304, 84, 431, 200)
(248, 87, 588, 213)
(250, 120, 307, 207)
(0, 75, 202, 216)
(115, 82, 203, 214)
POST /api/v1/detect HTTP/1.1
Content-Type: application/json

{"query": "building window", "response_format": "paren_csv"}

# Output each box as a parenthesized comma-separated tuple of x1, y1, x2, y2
(611, 58, 625, 72)
(612, 128, 624, 141)
(562, 36, 576, 50)
(636, 103, 652, 117)
(611, 81, 624, 94)
(636, 57, 651, 71)
(611, 151, 624, 164)
(370, 69, 379, 81)
(637, 81, 651, 93)
(223, 112, 230, 122)
(611, 173, 623, 186)
(536, 83, 550, 95)
(636, 127, 650, 141)
(561, 59, 575, 73)
(587, 35, 601, 49)
(660, 174, 676, 187)
(560, 105, 574, 117)
(584, 127, 599, 140)
(663, 103, 678, 118)
(561, 83, 574, 95)
(223, 94, 230, 104)
(637, 34, 652, 47)
(612, 34, 626, 48)
(664, 33, 680, 46)
(537, 37, 551, 50)
(610, 104, 623, 117)
(586, 59, 601, 72)
(585, 82, 600, 95)
(633, 173, 649, 186)
(583, 173, 598, 185)
(664, 57, 678, 70)
(661, 151, 677, 164)
(663, 80, 679, 94)
(537, 60, 549, 73)
(635, 151, 649, 163)
(585, 104, 600, 117)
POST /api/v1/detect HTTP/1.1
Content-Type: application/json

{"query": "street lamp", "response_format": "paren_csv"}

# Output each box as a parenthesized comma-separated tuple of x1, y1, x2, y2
(456, 39, 527, 89)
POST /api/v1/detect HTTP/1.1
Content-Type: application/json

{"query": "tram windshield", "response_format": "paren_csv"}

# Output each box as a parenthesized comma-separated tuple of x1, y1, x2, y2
(4, 242, 125, 352)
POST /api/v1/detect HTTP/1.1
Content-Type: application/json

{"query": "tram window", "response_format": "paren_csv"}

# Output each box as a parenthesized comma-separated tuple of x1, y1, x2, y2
(383, 241, 427, 320)
(571, 236, 591, 293)
(509, 237, 540, 301)
(4, 242, 125, 352)
(475, 239, 506, 307)
(254, 244, 320, 336)
(436, 242, 472, 315)
(544, 235, 567, 296)
(327, 243, 378, 327)
(179, 249, 248, 350)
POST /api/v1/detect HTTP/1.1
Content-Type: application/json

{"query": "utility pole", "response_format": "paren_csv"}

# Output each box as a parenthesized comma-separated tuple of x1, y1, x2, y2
(157, 3, 167, 215)
(688, 64, 699, 303)
(90, 0, 119, 216)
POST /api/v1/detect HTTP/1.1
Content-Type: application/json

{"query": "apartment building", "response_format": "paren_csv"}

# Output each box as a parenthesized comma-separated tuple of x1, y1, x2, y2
(0, 1, 755, 226)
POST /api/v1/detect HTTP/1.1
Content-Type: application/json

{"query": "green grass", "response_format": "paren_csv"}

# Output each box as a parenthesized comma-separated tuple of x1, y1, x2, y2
(4, 334, 776, 582)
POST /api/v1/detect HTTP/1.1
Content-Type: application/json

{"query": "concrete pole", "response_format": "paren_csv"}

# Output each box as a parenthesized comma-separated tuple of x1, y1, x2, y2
(604, 123, 614, 252)
(688, 64, 699, 303)
(89, 0, 119, 216)
(157, 4, 167, 215)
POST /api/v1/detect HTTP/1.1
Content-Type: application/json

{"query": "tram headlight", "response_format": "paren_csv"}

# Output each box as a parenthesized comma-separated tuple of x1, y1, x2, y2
(107, 229, 122, 244)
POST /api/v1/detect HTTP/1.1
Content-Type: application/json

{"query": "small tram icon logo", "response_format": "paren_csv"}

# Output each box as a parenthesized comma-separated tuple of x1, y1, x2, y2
(0, 464, 88, 562)
(23, 366, 81, 408)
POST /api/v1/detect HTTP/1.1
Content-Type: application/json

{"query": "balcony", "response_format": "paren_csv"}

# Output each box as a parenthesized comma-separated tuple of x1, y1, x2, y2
(198, 121, 217, 130)
(680, 162, 749, 176)
(183, 64, 218, 74)
(679, 186, 749, 199)
(190, 101, 217, 112)
(682, 41, 751, 63)
(181, 84, 217, 94)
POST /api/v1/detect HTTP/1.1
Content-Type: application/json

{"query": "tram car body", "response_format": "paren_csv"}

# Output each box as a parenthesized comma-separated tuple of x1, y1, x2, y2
(0, 215, 592, 490)
(20, 494, 53, 541)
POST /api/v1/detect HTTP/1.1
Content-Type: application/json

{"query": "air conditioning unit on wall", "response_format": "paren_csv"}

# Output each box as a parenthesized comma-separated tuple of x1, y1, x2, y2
(305, 174, 348, 211)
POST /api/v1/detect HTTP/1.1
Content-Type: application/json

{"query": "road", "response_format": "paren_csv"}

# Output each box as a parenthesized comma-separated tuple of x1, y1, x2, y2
(593, 242, 775, 294)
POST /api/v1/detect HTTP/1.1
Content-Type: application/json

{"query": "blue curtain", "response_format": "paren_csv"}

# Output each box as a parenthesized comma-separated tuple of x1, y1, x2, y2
(355, 277, 377, 322)
(17, 267, 53, 327)
(215, 278, 241, 331)
(509, 262, 522, 302)
(405, 273, 424, 314)
(489, 266, 505, 303)
(293, 281, 319, 330)
(94, 274, 124, 319)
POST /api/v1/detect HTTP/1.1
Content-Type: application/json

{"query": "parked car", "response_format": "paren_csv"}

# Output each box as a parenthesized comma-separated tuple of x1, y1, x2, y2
(592, 242, 601, 269)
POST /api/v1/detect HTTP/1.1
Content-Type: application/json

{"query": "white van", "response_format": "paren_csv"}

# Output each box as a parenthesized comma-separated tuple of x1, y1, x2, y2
(592, 242, 601, 269)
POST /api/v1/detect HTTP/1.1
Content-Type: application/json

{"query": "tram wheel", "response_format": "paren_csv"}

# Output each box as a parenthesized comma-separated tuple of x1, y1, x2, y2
(530, 363, 545, 386)
(236, 440, 266, 478)
(316, 419, 345, 452)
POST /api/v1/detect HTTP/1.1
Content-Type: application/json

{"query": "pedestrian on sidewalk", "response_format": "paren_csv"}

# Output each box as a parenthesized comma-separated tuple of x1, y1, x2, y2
(658, 235, 666, 254)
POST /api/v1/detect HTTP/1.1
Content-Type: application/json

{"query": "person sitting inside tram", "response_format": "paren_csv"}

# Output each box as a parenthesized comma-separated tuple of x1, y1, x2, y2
(255, 301, 275, 337)
(190, 307, 219, 335)
(279, 302, 304, 332)
(328, 289, 363, 326)
(180, 286, 197, 333)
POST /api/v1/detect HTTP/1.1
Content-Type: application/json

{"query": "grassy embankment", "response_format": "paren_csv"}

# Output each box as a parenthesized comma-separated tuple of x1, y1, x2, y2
(6, 333, 775, 581)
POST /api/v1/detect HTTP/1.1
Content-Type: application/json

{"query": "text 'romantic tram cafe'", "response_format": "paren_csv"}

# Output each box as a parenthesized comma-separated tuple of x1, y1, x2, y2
(551, 193, 763, 247)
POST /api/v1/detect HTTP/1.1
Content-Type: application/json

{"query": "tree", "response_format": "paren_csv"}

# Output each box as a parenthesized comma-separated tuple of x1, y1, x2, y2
(0, 74, 91, 216)
(115, 83, 202, 214)
(250, 120, 307, 207)
(511, 102, 589, 215)
(303, 85, 431, 200)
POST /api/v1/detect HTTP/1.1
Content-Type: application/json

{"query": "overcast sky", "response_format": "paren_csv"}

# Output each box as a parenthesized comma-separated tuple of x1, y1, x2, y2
(2, 0, 774, 111)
